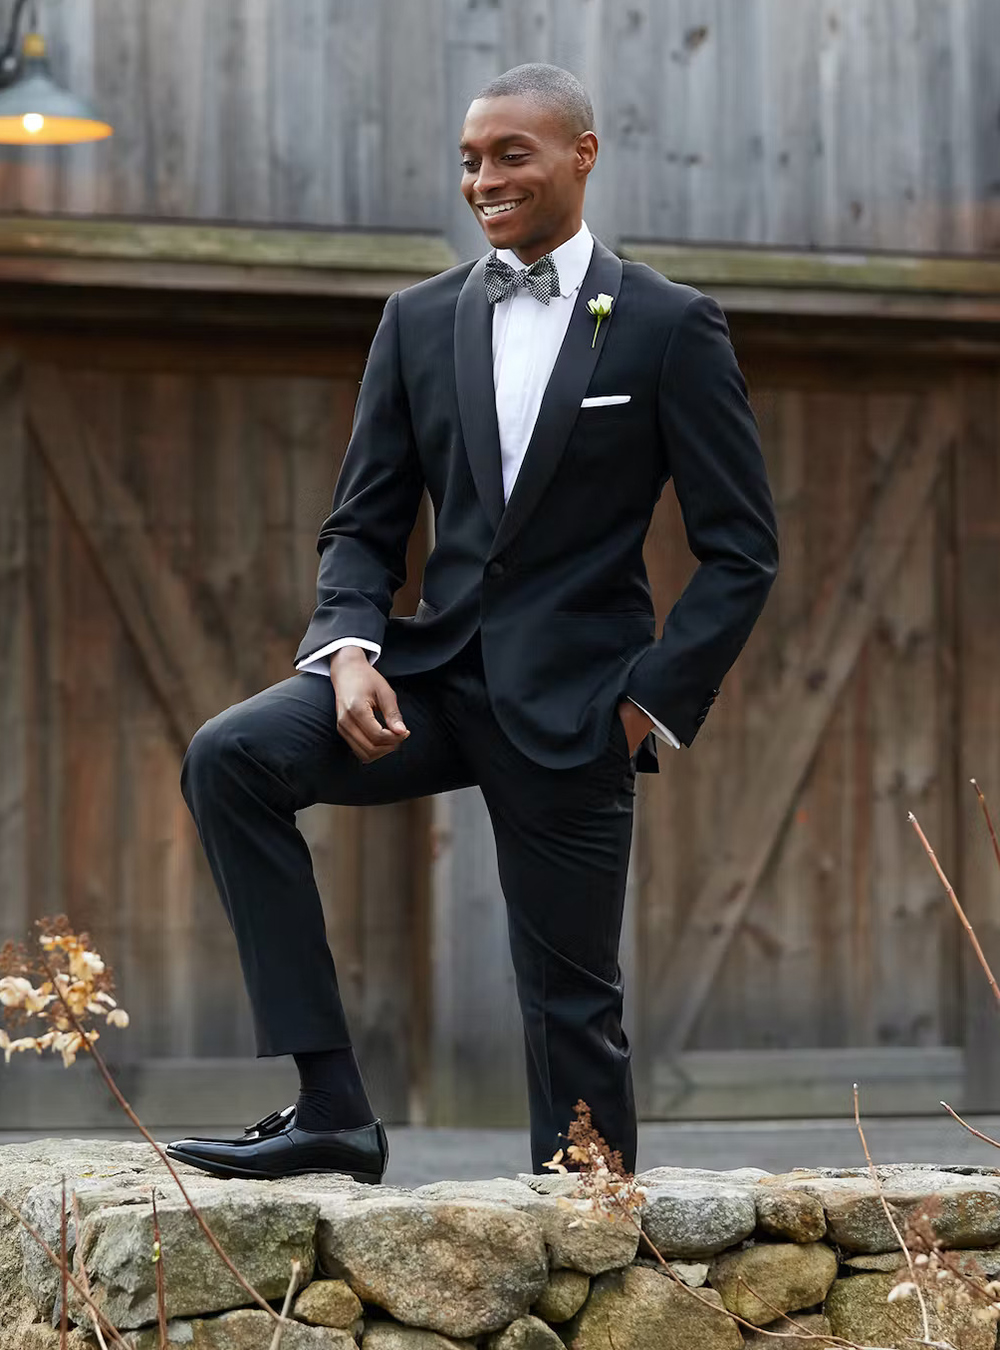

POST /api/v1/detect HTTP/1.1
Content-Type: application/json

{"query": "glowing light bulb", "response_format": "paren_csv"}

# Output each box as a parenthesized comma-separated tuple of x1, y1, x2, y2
(22, 113, 44, 134)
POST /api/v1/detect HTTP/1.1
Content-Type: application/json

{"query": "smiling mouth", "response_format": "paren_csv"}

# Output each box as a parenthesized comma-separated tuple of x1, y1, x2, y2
(479, 197, 527, 219)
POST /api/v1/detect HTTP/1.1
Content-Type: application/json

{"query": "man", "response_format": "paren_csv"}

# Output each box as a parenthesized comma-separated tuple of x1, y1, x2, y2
(167, 63, 778, 1185)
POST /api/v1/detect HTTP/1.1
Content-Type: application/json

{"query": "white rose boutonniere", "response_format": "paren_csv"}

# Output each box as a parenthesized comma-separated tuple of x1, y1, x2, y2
(586, 293, 614, 348)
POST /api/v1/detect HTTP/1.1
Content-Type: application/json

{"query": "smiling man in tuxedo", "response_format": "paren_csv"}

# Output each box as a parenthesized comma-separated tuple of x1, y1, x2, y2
(168, 63, 778, 1185)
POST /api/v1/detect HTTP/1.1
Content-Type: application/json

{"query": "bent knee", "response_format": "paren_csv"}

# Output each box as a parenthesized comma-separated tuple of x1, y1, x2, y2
(180, 708, 253, 800)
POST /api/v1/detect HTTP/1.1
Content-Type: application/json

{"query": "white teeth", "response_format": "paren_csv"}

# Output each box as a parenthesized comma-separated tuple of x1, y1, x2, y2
(482, 199, 524, 217)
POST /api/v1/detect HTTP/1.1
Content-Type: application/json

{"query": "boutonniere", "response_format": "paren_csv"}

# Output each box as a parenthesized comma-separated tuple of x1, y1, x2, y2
(586, 293, 614, 348)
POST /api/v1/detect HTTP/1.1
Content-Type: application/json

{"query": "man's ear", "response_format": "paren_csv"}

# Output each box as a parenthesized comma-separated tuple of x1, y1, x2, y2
(576, 130, 598, 175)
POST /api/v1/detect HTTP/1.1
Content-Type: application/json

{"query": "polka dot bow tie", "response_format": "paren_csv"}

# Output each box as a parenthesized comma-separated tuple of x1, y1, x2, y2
(484, 251, 561, 305)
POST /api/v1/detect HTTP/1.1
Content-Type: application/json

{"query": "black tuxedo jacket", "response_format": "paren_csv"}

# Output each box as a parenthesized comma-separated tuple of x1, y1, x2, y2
(295, 234, 778, 774)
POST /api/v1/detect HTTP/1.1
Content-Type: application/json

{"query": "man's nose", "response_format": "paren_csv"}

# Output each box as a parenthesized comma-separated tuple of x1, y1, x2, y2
(474, 161, 505, 194)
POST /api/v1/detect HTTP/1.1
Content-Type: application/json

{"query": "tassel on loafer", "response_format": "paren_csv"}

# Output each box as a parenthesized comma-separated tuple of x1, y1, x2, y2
(164, 1103, 388, 1183)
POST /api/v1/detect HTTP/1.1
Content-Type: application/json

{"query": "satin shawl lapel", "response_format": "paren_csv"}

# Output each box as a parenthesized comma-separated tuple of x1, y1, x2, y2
(454, 254, 505, 530)
(489, 236, 623, 559)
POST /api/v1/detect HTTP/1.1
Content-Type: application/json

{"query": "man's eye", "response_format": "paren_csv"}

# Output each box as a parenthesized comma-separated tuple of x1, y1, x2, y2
(460, 154, 527, 170)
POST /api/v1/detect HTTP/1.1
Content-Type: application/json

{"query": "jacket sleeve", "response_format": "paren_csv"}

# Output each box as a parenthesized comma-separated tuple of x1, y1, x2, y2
(294, 291, 425, 669)
(624, 292, 779, 746)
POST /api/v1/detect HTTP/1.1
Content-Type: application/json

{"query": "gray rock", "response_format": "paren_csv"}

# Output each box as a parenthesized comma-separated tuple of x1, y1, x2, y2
(754, 1188, 826, 1243)
(23, 1176, 222, 1325)
(778, 1169, 1000, 1253)
(667, 1260, 709, 1287)
(844, 1245, 1000, 1278)
(317, 1195, 548, 1339)
(636, 1166, 771, 1187)
(19, 1329, 101, 1350)
(413, 1178, 637, 1275)
(826, 1271, 997, 1350)
(0, 1137, 179, 1337)
(294, 1278, 364, 1328)
(67, 1186, 318, 1330)
(741, 1312, 836, 1347)
(126, 1308, 358, 1348)
(639, 1182, 756, 1259)
(708, 1242, 838, 1327)
(530, 1267, 590, 1322)
(484, 1314, 564, 1350)
(515, 1173, 584, 1198)
(842, 1249, 909, 1272)
(562, 1264, 743, 1350)
(633, 1257, 708, 1286)
(361, 1327, 474, 1350)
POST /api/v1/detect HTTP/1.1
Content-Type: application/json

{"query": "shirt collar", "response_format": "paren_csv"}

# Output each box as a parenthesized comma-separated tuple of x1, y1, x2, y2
(494, 219, 593, 299)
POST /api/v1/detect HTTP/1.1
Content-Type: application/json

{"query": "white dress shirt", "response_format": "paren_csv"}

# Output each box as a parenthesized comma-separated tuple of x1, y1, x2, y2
(295, 218, 678, 749)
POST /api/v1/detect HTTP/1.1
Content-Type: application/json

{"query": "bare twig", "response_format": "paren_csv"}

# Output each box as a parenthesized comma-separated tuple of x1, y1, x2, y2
(971, 779, 1000, 875)
(151, 1188, 168, 1350)
(269, 1258, 303, 1350)
(0, 1192, 132, 1350)
(71, 1190, 110, 1350)
(909, 812, 1000, 1009)
(939, 1100, 1000, 1152)
(854, 1083, 932, 1344)
(60, 1175, 68, 1350)
(38, 950, 282, 1326)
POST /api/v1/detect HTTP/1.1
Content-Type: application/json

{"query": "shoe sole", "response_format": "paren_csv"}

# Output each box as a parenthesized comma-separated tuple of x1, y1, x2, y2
(164, 1146, 382, 1185)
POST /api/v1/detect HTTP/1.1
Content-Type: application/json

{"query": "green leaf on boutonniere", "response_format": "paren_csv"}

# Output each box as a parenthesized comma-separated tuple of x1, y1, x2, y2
(586, 293, 614, 348)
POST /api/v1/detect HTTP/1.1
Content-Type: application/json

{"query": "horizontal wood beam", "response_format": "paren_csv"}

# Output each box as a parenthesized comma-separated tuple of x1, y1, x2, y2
(0, 215, 458, 298)
(623, 241, 1000, 296)
(625, 242, 1000, 321)
(648, 1047, 963, 1120)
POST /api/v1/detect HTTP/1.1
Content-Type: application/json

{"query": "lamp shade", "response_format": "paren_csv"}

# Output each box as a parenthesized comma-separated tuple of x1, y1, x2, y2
(0, 34, 111, 144)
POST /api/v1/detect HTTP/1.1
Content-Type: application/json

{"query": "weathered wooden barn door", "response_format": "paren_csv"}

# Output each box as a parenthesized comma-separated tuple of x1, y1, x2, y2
(3, 328, 430, 1125)
(635, 347, 970, 1119)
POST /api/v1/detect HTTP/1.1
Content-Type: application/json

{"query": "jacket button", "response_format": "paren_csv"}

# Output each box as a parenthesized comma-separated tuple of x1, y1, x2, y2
(487, 560, 505, 578)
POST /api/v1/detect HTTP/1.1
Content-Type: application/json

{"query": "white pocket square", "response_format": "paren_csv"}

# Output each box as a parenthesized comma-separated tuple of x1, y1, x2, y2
(580, 394, 631, 407)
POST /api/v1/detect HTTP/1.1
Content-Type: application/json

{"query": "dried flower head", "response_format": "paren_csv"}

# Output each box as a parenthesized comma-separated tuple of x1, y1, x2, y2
(0, 914, 129, 1067)
(886, 1197, 1000, 1336)
(543, 1099, 645, 1222)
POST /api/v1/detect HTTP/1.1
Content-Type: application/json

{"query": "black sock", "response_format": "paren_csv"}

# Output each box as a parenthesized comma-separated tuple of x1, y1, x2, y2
(292, 1046, 375, 1132)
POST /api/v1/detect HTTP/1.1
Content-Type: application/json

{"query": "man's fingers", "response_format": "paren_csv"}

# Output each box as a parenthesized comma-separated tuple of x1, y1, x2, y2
(376, 689, 409, 736)
(339, 695, 408, 762)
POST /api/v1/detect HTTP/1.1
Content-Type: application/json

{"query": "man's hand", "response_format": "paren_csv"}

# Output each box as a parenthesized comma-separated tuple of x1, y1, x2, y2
(618, 699, 653, 757)
(331, 647, 410, 763)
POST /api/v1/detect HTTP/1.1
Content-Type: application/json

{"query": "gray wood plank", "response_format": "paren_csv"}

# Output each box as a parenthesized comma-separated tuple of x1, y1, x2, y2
(0, 353, 26, 948)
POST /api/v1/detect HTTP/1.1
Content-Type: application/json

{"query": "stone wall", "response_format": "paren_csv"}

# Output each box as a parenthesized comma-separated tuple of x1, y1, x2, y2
(3, 1140, 1000, 1349)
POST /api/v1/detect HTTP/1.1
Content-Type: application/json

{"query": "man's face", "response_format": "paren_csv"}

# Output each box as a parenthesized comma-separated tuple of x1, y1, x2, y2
(459, 95, 596, 263)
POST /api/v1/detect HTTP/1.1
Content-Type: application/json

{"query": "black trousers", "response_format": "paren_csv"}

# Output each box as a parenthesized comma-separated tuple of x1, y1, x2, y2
(180, 628, 638, 1174)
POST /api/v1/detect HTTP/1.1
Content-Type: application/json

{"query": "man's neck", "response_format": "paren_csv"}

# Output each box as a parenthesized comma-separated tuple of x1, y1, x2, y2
(506, 217, 584, 266)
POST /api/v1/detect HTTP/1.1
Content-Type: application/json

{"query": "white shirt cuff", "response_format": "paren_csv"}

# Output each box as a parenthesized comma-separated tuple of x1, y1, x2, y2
(627, 697, 680, 748)
(295, 637, 381, 676)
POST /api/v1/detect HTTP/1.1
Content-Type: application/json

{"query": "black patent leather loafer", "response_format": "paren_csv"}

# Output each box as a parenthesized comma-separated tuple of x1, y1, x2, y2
(164, 1103, 388, 1183)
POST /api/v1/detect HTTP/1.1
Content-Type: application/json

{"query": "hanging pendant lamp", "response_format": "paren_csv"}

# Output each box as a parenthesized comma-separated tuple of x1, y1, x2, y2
(0, 0, 112, 145)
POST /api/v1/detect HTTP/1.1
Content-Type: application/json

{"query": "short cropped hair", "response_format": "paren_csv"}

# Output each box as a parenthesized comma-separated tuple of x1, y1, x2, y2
(474, 63, 595, 141)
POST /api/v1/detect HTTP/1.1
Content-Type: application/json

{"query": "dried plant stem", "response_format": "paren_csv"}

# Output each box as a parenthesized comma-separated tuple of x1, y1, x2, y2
(0, 1192, 132, 1350)
(38, 952, 282, 1326)
(71, 1190, 110, 1350)
(939, 1100, 1000, 1151)
(909, 812, 1000, 1009)
(152, 1188, 168, 1350)
(971, 779, 1000, 875)
(60, 1175, 68, 1350)
(854, 1083, 932, 1345)
(268, 1258, 303, 1350)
